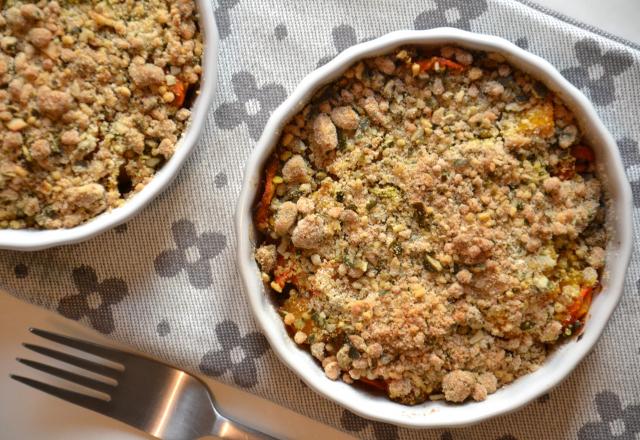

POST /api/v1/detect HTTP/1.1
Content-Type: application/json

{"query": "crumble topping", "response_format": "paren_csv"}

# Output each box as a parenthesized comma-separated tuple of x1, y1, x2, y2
(0, 0, 202, 228)
(254, 47, 606, 404)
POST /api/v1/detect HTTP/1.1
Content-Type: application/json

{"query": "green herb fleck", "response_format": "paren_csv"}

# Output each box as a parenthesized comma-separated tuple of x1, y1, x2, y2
(311, 312, 325, 327)
(520, 321, 534, 331)
(371, 185, 401, 202)
(337, 129, 347, 150)
(424, 254, 443, 272)
(358, 117, 370, 132)
(453, 158, 468, 168)
(382, 136, 394, 149)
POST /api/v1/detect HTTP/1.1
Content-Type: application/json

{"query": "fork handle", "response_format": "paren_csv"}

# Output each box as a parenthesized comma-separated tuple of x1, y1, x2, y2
(209, 414, 278, 440)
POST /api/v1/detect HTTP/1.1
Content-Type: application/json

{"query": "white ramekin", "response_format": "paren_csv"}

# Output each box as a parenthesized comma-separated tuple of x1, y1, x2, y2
(0, 0, 219, 251)
(236, 28, 633, 428)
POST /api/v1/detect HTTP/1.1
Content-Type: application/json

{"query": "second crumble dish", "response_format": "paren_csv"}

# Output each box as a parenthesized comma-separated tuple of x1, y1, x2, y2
(0, 0, 202, 229)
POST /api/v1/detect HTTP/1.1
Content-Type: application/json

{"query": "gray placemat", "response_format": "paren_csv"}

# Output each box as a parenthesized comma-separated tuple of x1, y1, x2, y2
(2, 1, 640, 439)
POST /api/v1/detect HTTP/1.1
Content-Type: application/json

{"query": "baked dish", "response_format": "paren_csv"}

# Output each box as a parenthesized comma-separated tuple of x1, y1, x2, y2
(0, 0, 202, 228)
(254, 46, 606, 404)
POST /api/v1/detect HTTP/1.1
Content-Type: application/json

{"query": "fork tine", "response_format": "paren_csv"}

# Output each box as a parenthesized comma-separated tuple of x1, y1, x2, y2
(29, 328, 126, 363)
(17, 358, 115, 395)
(23, 344, 121, 379)
(10, 375, 110, 414)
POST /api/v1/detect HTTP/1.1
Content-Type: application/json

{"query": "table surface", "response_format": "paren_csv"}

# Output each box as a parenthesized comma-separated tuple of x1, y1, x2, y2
(1, 1, 638, 439)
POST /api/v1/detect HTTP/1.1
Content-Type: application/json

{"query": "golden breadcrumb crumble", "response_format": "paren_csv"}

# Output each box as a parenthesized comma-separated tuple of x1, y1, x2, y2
(0, 0, 202, 228)
(254, 46, 606, 404)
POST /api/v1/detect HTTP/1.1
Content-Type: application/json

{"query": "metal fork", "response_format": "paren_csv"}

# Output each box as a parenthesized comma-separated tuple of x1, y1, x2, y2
(11, 328, 276, 440)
